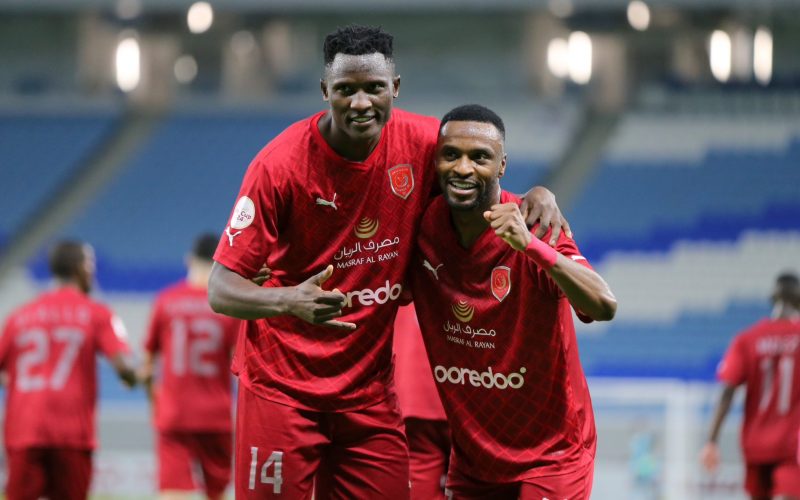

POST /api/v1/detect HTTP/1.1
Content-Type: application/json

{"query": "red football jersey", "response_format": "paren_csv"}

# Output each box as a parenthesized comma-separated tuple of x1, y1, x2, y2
(392, 303, 446, 421)
(144, 281, 239, 432)
(409, 191, 597, 482)
(717, 318, 800, 463)
(214, 108, 439, 411)
(0, 287, 130, 449)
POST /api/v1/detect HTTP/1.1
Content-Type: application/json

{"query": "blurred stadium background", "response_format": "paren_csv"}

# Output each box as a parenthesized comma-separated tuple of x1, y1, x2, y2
(0, 0, 799, 498)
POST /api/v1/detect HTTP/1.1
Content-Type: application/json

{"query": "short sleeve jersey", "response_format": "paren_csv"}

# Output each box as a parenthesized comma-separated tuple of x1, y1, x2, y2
(392, 303, 446, 421)
(144, 281, 239, 432)
(0, 287, 130, 450)
(409, 191, 597, 482)
(717, 318, 800, 463)
(214, 108, 439, 411)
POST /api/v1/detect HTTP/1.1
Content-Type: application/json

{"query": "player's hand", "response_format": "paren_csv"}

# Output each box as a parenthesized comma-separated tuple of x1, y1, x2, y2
(288, 265, 356, 330)
(484, 203, 532, 251)
(699, 442, 720, 473)
(520, 186, 572, 246)
(251, 265, 272, 286)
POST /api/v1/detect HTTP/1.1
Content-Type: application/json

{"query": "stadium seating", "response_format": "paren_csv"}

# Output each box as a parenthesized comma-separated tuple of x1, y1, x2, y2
(0, 109, 119, 250)
(573, 112, 800, 379)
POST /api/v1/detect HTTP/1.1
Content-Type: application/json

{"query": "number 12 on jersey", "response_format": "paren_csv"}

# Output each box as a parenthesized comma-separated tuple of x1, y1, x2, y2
(249, 447, 283, 493)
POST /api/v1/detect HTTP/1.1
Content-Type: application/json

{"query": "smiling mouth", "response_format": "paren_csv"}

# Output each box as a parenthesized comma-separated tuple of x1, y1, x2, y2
(350, 115, 376, 125)
(447, 179, 479, 195)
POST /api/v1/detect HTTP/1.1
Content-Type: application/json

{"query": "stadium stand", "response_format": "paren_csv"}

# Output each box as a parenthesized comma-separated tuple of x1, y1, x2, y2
(573, 111, 800, 379)
(0, 109, 119, 250)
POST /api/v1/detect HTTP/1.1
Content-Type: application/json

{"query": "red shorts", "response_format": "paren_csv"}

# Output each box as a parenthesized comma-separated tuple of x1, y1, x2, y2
(745, 460, 800, 497)
(406, 418, 450, 500)
(235, 385, 410, 499)
(5, 447, 92, 500)
(445, 461, 594, 500)
(157, 430, 232, 498)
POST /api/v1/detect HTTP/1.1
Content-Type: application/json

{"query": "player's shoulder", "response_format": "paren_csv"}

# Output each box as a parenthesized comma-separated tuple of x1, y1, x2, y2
(156, 280, 191, 300)
(389, 108, 440, 139)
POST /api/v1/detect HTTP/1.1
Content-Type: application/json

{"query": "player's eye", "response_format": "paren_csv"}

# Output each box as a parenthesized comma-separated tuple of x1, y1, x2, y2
(337, 86, 354, 95)
(367, 83, 384, 93)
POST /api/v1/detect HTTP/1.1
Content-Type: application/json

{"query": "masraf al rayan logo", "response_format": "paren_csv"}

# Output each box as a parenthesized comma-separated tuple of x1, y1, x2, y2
(451, 301, 474, 323)
(354, 217, 379, 239)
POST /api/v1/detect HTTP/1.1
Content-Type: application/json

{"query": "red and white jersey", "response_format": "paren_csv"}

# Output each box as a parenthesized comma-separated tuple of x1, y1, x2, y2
(409, 191, 597, 482)
(214, 108, 439, 411)
(0, 287, 130, 450)
(144, 281, 239, 432)
(718, 318, 800, 463)
(392, 303, 446, 421)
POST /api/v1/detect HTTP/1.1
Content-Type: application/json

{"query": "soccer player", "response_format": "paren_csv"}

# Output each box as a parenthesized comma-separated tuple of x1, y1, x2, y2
(393, 304, 450, 500)
(0, 240, 136, 500)
(701, 272, 800, 500)
(141, 234, 241, 500)
(408, 104, 617, 500)
(207, 26, 569, 499)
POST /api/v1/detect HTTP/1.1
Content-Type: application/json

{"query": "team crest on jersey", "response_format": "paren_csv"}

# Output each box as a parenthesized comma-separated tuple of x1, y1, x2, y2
(491, 266, 511, 302)
(388, 164, 414, 199)
(452, 300, 475, 323)
(354, 217, 379, 239)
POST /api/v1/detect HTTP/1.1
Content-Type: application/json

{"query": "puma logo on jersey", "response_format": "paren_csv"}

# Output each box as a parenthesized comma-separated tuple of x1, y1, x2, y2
(316, 193, 338, 210)
(423, 259, 443, 280)
(225, 226, 242, 247)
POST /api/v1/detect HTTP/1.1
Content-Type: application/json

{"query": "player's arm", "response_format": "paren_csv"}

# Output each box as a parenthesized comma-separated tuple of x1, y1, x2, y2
(484, 202, 617, 321)
(520, 186, 572, 247)
(700, 384, 736, 472)
(139, 351, 155, 401)
(111, 353, 138, 388)
(208, 262, 356, 330)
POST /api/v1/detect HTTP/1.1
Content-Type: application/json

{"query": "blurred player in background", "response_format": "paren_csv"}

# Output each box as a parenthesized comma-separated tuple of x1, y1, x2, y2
(141, 234, 241, 500)
(392, 304, 450, 500)
(207, 25, 567, 499)
(409, 105, 617, 499)
(0, 240, 136, 500)
(701, 271, 800, 500)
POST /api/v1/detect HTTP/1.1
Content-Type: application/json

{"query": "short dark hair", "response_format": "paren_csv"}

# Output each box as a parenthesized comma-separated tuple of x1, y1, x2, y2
(49, 240, 87, 280)
(192, 233, 218, 261)
(323, 25, 394, 66)
(777, 271, 799, 288)
(440, 104, 506, 139)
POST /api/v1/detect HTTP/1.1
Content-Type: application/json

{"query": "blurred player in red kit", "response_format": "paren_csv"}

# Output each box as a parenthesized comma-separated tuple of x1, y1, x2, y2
(207, 25, 568, 499)
(408, 105, 618, 500)
(701, 272, 800, 500)
(0, 240, 136, 500)
(140, 234, 241, 500)
(393, 304, 450, 499)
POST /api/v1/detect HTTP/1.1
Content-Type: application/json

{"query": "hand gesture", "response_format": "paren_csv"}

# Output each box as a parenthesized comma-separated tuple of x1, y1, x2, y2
(251, 265, 272, 286)
(520, 186, 572, 246)
(484, 203, 533, 251)
(289, 265, 356, 330)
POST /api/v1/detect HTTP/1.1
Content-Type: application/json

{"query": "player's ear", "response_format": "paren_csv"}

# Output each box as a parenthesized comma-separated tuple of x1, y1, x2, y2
(499, 154, 507, 178)
(320, 79, 329, 101)
(392, 75, 401, 98)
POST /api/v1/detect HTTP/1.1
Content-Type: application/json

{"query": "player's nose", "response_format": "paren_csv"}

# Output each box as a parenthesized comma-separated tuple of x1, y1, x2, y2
(349, 90, 371, 112)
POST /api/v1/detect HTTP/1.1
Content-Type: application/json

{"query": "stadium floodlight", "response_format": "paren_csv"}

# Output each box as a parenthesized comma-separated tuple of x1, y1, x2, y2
(709, 30, 732, 83)
(547, 38, 570, 79)
(187, 2, 214, 34)
(115, 33, 140, 92)
(174, 55, 198, 84)
(627, 1, 651, 31)
(568, 31, 592, 85)
(753, 27, 773, 86)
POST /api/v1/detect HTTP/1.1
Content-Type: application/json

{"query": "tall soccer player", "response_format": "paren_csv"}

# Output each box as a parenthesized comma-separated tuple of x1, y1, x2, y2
(0, 240, 136, 500)
(207, 25, 569, 499)
(408, 105, 617, 500)
(701, 272, 800, 500)
(141, 234, 241, 500)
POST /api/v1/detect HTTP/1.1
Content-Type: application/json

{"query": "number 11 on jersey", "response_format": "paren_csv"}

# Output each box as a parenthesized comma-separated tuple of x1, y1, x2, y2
(249, 447, 283, 493)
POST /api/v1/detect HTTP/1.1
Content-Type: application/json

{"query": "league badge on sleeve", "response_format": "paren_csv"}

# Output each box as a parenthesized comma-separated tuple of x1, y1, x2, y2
(491, 266, 511, 302)
(388, 164, 414, 199)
